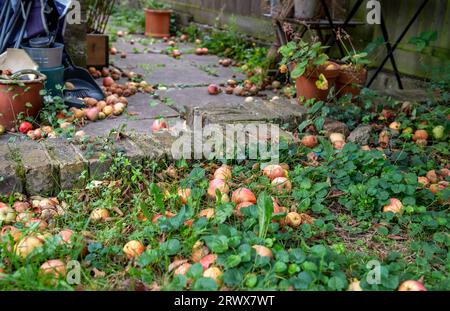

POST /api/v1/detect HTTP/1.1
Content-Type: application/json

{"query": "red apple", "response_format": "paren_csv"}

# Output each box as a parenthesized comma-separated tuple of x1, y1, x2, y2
(208, 84, 220, 95)
(398, 280, 427, 291)
(19, 121, 33, 134)
(152, 119, 168, 132)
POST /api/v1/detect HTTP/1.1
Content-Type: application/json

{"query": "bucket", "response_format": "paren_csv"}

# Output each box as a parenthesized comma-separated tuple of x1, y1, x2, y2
(294, 0, 320, 19)
(40, 66, 65, 96)
(22, 43, 64, 69)
(0, 70, 46, 129)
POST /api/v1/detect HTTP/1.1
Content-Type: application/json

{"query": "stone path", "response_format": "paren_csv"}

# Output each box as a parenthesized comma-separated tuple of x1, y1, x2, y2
(0, 35, 307, 196)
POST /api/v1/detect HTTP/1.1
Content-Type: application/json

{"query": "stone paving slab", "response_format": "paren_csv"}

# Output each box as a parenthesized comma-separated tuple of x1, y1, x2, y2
(7, 139, 55, 196)
(0, 32, 308, 195)
(113, 37, 197, 55)
(184, 98, 307, 131)
(111, 50, 244, 87)
(0, 144, 22, 195)
(81, 115, 182, 137)
(158, 87, 247, 113)
(43, 139, 86, 191)
(123, 93, 180, 119)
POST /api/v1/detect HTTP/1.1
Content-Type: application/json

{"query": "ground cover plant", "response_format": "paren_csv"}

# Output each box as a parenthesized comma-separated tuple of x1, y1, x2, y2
(0, 6, 449, 292)
(1, 98, 448, 290)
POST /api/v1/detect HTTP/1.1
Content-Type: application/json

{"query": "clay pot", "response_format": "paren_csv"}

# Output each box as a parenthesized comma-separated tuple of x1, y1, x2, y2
(0, 70, 46, 129)
(145, 9, 171, 38)
(295, 62, 340, 102)
(336, 66, 368, 98)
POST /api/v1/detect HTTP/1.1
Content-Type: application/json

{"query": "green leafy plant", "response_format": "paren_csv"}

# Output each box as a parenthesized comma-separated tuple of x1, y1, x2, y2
(278, 40, 329, 79)
(144, 0, 171, 10)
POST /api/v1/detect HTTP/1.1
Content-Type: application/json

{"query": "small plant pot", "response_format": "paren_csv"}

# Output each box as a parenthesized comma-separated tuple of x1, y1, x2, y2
(145, 9, 171, 38)
(336, 67, 368, 98)
(295, 62, 340, 102)
(0, 70, 46, 129)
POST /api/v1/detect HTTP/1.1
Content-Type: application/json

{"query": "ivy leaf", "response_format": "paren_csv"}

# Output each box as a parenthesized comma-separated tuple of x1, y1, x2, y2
(204, 235, 229, 253)
(187, 263, 204, 279)
(223, 269, 243, 287)
(193, 277, 218, 291)
(328, 275, 347, 291)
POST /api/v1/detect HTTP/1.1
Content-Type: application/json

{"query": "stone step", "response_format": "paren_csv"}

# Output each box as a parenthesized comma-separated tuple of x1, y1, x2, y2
(0, 122, 300, 196)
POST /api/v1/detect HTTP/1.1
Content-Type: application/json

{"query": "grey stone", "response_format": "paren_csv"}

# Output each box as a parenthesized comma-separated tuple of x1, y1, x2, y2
(323, 119, 350, 137)
(43, 139, 86, 190)
(348, 125, 374, 146)
(8, 140, 55, 196)
(128, 133, 168, 160)
(0, 144, 22, 194)
(70, 141, 112, 180)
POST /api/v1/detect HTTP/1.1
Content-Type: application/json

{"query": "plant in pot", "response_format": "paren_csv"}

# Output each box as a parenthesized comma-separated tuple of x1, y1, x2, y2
(278, 40, 340, 102)
(86, 0, 117, 68)
(144, 0, 172, 38)
(336, 35, 370, 98)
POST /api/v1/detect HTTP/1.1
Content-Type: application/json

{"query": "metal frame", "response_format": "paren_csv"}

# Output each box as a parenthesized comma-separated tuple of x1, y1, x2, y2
(274, 0, 430, 89)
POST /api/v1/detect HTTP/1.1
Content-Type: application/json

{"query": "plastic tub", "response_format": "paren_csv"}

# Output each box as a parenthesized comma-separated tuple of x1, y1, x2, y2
(22, 43, 64, 69)
(294, 0, 319, 19)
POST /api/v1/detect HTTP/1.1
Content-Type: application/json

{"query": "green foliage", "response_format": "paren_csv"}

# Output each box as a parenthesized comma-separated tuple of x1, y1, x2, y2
(278, 40, 329, 79)
(144, 0, 171, 10)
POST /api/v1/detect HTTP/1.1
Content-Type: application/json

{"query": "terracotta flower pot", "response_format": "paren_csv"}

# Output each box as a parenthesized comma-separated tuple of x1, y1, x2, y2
(295, 62, 340, 102)
(336, 66, 368, 98)
(0, 70, 46, 129)
(145, 9, 171, 38)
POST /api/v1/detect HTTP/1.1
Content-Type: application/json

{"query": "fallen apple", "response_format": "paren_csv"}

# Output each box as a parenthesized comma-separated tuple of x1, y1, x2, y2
(58, 229, 74, 244)
(301, 135, 318, 148)
(234, 201, 255, 217)
(174, 262, 192, 276)
(90, 208, 110, 221)
(271, 177, 292, 193)
(329, 132, 345, 144)
(152, 119, 168, 132)
(232, 188, 257, 205)
(262, 164, 287, 180)
(14, 236, 44, 258)
(199, 254, 217, 270)
(426, 170, 439, 184)
(432, 125, 445, 140)
(213, 165, 232, 181)
(347, 279, 363, 291)
(0, 204, 16, 224)
(398, 280, 427, 291)
(285, 212, 302, 228)
(203, 267, 223, 286)
(19, 121, 33, 134)
(207, 179, 229, 198)
(123, 240, 145, 259)
(252, 245, 273, 258)
(199, 208, 215, 219)
(40, 259, 66, 278)
(207, 84, 220, 95)
(412, 130, 428, 141)
(178, 187, 191, 204)
(417, 177, 429, 187)
(389, 121, 401, 131)
(383, 198, 403, 214)
(192, 241, 209, 262)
